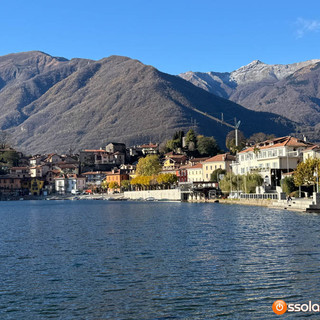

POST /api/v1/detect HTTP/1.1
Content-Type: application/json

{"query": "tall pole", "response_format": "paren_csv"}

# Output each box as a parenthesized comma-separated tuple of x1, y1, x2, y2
(235, 118, 238, 147)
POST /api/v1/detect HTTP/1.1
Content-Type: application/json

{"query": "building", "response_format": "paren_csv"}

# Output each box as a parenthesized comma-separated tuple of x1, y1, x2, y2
(231, 136, 314, 187)
(30, 164, 50, 178)
(105, 169, 129, 186)
(303, 145, 320, 161)
(10, 167, 30, 178)
(139, 143, 159, 155)
(80, 149, 126, 169)
(162, 153, 188, 171)
(186, 163, 203, 182)
(54, 174, 86, 194)
(0, 175, 23, 195)
(105, 142, 126, 154)
(82, 171, 107, 188)
(177, 165, 189, 183)
(202, 153, 236, 181)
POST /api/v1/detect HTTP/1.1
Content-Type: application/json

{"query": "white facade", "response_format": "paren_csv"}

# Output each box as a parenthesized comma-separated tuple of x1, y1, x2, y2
(55, 176, 86, 194)
(231, 137, 314, 187)
(187, 165, 203, 182)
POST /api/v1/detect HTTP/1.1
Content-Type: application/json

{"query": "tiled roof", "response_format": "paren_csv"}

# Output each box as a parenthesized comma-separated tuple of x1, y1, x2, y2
(239, 136, 315, 154)
(187, 163, 203, 169)
(82, 171, 104, 175)
(204, 153, 236, 162)
(140, 144, 158, 148)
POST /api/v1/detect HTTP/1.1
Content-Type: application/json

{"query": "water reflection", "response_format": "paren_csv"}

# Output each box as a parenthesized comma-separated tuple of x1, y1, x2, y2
(0, 201, 319, 319)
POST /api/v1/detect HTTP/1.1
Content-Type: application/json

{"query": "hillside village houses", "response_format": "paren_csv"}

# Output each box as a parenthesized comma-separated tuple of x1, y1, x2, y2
(231, 136, 315, 188)
(1, 135, 320, 198)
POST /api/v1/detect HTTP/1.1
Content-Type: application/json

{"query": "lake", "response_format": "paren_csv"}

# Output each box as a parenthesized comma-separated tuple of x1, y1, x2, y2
(0, 200, 320, 319)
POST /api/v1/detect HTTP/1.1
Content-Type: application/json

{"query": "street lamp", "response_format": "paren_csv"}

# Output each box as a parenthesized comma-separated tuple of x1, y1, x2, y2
(314, 167, 319, 193)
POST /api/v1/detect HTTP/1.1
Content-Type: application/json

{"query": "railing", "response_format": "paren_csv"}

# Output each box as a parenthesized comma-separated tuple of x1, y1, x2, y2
(239, 193, 278, 200)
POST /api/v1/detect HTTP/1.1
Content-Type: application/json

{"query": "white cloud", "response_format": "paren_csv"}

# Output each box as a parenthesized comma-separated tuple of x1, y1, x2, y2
(296, 18, 320, 38)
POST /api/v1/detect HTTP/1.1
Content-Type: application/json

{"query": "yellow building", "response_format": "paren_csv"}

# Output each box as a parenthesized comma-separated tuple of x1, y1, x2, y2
(202, 153, 236, 181)
(29, 178, 44, 196)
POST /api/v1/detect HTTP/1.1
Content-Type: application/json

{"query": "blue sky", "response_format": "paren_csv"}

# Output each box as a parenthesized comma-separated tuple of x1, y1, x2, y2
(1, 0, 320, 74)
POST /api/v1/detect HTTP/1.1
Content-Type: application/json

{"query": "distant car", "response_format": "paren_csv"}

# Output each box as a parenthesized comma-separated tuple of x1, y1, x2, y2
(71, 190, 81, 195)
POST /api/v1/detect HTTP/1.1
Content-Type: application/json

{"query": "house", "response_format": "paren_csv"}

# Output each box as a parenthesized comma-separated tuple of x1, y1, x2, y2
(303, 145, 320, 161)
(82, 171, 107, 188)
(54, 174, 86, 194)
(186, 163, 203, 182)
(105, 169, 129, 186)
(29, 178, 45, 196)
(202, 153, 236, 181)
(188, 157, 210, 166)
(163, 153, 188, 171)
(0, 175, 23, 194)
(29, 155, 45, 167)
(138, 143, 159, 155)
(80, 149, 125, 168)
(231, 136, 314, 187)
(177, 165, 189, 183)
(30, 165, 50, 178)
(10, 167, 30, 178)
(55, 163, 79, 175)
(105, 142, 126, 154)
(44, 153, 62, 164)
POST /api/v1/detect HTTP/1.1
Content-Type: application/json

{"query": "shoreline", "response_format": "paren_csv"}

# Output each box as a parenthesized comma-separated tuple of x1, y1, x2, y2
(2, 194, 314, 213)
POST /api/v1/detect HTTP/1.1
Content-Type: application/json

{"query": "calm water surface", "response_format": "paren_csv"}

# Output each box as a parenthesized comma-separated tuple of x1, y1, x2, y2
(0, 200, 320, 319)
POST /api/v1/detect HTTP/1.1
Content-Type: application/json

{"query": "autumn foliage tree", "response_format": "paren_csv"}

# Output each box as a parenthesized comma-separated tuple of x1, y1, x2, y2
(136, 155, 161, 176)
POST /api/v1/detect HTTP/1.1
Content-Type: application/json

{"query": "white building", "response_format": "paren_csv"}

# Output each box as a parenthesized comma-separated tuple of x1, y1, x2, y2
(232, 136, 314, 187)
(186, 163, 203, 182)
(55, 174, 86, 194)
(303, 145, 320, 161)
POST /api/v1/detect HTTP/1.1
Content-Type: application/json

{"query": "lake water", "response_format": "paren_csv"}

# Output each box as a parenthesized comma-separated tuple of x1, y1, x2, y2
(0, 200, 320, 319)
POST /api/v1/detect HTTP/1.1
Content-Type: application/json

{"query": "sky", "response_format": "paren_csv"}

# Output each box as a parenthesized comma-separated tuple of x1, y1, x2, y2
(1, 0, 320, 74)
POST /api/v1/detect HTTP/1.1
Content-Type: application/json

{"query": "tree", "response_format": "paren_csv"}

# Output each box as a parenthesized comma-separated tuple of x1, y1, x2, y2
(247, 132, 275, 144)
(243, 173, 263, 193)
(109, 181, 119, 190)
(197, 135, 220, 156)
(226, 130, 246, 153)
(185, 129, 197, 151)
(281, 176, 296, 195)
(121, 180, 131, 191)
(156, 173, 178, 189)
(210, 168, 226, 182)
(294, 157, 320, 188)
(219, 172, 242, 192)
(0, 131, 11, 149)
(101, 180, 109, 191)
(219, 172, 263, 193)
(136, 155, 161, 176)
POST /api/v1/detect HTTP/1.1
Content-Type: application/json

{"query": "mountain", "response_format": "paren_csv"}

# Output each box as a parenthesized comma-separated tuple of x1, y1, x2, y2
(179, 59, 320, 127)
(0, 51, 296, 154)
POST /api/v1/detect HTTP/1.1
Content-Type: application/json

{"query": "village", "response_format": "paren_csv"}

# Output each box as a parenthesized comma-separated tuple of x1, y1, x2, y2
(1, 129, 320, 204)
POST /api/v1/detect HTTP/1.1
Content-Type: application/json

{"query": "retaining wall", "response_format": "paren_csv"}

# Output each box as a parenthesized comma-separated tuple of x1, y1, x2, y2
(124, 189, 181, 200)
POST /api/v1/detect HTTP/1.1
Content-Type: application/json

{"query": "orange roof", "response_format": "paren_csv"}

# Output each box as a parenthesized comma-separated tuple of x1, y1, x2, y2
(204, 153, 236, 162)
(189, 157, 210, 163)
(82, 171, 104, 175)
(187, 163, 203, 169)
(302, 145, 320, 152)
(140, 143, 158, 148)
(239, 136, 315, 154)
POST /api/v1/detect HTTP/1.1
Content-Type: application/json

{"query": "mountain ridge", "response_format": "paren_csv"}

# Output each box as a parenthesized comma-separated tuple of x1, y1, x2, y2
(179, 59, 320, 129)
(0, 51, 296, 153)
